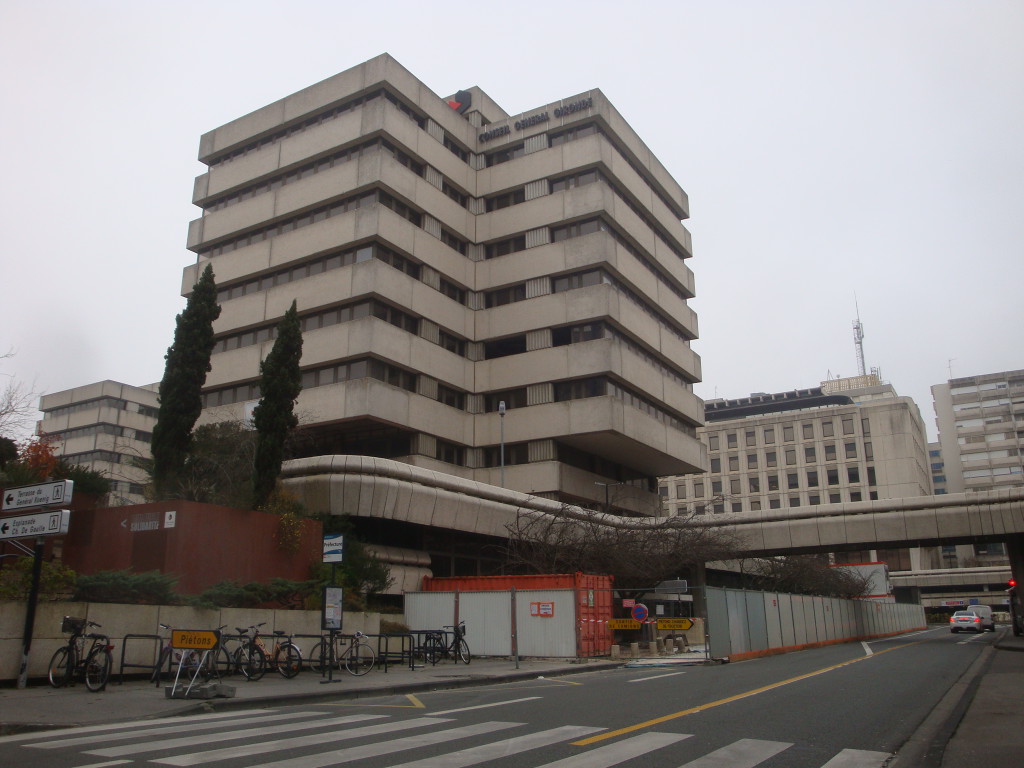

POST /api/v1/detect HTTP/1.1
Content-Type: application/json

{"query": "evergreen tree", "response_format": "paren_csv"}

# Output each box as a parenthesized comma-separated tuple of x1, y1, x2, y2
(151, 264, 221, 497)
(252, 300, 303, 508)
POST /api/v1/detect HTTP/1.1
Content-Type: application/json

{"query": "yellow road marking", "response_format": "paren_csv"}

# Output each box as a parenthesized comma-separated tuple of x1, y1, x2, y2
(572, 643, 919, 746)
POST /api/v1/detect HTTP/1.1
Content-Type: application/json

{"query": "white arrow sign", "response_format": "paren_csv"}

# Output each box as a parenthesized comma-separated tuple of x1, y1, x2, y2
(2, 480, 74, 511)
(0, 509, 70, 540)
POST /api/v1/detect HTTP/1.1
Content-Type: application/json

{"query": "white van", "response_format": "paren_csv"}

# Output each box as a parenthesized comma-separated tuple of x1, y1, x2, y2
(967, 604, 995, 632)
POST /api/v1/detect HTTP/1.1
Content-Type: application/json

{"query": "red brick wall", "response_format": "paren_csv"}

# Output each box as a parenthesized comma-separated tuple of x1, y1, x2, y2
(57, 501, 322, 594)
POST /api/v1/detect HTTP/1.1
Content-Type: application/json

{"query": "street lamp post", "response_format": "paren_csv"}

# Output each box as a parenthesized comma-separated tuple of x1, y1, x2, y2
(499, 401, 506, 487)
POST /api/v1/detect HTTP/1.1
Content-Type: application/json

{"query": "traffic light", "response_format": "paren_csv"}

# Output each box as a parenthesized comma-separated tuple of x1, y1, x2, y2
(1009, 579, 1017, 588)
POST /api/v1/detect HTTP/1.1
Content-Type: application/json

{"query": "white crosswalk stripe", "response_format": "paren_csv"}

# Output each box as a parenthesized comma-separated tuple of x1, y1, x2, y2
(246, 720, 524, 768)
(677, 738, 791, 767)
(8, 709, 895, 768)
(154, 716, 453, 766)
(83, 713, 385, 757)
(819, 748, 891, 767)
(28, 710, 331, 750)
(530, 731, 691, 768)
(383, 725, 604, 768)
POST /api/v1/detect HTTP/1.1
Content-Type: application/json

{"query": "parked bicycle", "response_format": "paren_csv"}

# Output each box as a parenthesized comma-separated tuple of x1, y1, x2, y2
(233, 624, 268, 680)
(424, 620, 470, 664)
(150, 623, 232, 684)
(309, 631, 376, 676)
(230, 623, 301, 680)
(48, 616, 115, 692)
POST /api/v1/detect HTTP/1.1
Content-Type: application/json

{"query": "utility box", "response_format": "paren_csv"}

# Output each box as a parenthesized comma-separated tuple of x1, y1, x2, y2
(415, 572, 613, 657)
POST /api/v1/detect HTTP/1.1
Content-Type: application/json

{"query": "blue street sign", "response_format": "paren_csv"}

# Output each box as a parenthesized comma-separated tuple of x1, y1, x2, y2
(631, 603, 649, 622)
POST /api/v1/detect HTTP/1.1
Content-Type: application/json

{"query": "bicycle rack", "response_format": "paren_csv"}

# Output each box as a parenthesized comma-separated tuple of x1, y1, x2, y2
(117, 634, 161, 684)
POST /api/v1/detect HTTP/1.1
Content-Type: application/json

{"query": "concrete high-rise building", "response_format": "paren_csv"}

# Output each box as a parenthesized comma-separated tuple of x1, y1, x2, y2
(928, 368, 1022, 575)
(659, 375, 932, 570)
(37, 381, 159, 506)
(661, 377, 929, 511)
(184, 54, 705, 518)
(932, 368, 1024, 494)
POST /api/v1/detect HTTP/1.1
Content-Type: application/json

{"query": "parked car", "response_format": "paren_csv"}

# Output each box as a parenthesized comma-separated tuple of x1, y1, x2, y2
(950, 607, 994, 633)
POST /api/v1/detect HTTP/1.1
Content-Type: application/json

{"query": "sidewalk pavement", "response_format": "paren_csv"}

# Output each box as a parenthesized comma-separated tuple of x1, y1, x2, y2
(2, 632, 1021, 766)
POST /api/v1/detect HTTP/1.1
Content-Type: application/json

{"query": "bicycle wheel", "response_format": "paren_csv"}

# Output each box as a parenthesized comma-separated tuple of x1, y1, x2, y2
(421, 634, 442, 665)
(150, 647, 171, 684)
(85, 648, 112, 692)
(48, 647, 72, 688)
(457, 638, 471, 664)
(345, 642, 376, 676)
(276, 643, 302, 679)
(235, 644, 266, 680)
(209, 646, 234, 678)
(308, 641, 327, 673)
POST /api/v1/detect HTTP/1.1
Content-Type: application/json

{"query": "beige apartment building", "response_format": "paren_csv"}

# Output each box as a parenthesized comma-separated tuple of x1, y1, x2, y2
(659, 376, 933, 571)
(932, 369, 1024, 495)
(929, 369, 1023, 577)
(184, 54, 705, 518)
(37, 381, 158, 506)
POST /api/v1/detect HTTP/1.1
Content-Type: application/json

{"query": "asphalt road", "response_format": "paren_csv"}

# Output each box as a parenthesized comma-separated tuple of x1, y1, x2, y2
(1, 627, 993, 768)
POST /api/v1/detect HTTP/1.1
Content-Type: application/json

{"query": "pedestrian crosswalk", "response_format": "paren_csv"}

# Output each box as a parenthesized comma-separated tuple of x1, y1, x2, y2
(14, 707, 892, 768)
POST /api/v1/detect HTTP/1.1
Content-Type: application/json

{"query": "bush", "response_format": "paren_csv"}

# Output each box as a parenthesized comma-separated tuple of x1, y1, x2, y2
(73, 570, 180, 605)
(189, 578, 316, 609)
(0, 557, 76, 601)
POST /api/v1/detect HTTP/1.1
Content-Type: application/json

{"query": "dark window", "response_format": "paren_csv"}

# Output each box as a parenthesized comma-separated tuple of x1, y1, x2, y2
(485, 236, 526, 259)
(485, 188, 526, 211)
(483, 335, 527, 359)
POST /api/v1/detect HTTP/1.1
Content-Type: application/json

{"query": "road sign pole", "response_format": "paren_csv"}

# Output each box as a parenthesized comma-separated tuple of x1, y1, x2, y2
(17, 537, 45, 689)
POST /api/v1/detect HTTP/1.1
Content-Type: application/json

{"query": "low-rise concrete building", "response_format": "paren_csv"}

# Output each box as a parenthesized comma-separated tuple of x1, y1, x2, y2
(37, 380, 158, 506)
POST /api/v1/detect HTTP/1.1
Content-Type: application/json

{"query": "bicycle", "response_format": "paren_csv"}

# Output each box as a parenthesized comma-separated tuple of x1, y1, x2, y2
(48, 616, 115, 692)
(309, 631, 376, 676)
(150, 623, 232, 684)
(424, 620, 470, 664)
(262, 627, 304, 679)
(233, 624, 268, 681)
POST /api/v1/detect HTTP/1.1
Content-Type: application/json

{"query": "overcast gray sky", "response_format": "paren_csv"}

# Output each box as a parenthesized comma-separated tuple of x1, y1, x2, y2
(1, 1, 1021, 442)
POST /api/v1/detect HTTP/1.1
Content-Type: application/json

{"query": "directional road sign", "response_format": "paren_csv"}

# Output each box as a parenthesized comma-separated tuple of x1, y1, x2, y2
(0, 509, 70, 540)
(2, 480, 74, 511)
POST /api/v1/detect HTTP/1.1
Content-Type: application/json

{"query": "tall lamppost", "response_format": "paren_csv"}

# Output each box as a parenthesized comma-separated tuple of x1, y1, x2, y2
(498, 401, 506, 487)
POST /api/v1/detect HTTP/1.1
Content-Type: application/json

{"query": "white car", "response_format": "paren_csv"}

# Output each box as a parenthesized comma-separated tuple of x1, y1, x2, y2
(949, 609, 994, 633)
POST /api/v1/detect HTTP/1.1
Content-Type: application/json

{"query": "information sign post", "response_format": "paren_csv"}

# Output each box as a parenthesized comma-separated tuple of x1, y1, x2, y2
(2, 481, 74, 689)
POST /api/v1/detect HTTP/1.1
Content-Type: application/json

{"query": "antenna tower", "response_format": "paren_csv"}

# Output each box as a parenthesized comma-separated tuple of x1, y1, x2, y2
(853, 302, 866, 377)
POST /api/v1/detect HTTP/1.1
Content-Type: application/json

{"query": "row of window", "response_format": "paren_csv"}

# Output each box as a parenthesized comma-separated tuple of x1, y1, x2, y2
(679, 488, 880, 515)
(49, 423, 152, 444)
(43, 398, 159, 420)
(208, 91, 388, 166)
(707, 417, 867, 451)
(201, 356, 694, 439)
(707, 441, 871, 471)
(677, 465, 877, 499)
(205, 139, 421, 212)
(215, 239, 465, 307)
(212, 299, 429, 355)
(62, 450, 124, 465)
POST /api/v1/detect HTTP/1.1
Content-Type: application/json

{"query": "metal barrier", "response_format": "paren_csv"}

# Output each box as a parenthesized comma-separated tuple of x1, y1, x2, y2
(373, 633, 415, 671)
(117, 633, 161, 684)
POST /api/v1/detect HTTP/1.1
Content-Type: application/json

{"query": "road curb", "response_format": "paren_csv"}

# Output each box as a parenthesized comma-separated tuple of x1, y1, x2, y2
(888, 638, 995, 768)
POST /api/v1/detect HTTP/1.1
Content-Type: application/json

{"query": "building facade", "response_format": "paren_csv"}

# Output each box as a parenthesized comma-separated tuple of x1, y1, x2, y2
(37, 380, 158, 506)
(928, 369, 1022, 578)
(932, 369, 1024, 494)
(660, 377, 930, 522)
(184, 54, 705, 517)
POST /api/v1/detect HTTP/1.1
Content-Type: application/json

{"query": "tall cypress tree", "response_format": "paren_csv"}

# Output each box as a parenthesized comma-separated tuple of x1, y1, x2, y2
(151, 264, 221, 498)
(252, 300, 303, 508)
